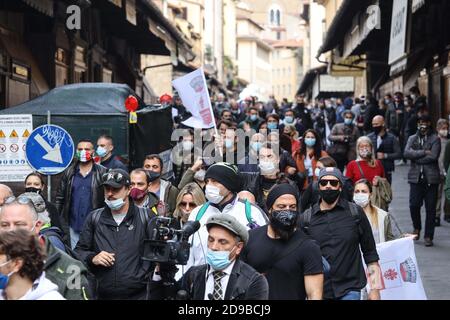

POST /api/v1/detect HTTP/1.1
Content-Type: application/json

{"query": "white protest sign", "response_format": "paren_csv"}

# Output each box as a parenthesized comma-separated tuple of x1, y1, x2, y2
(0, 114, 33, 182)
(366, 237, 427, 300)
(172, 68, 215, 129)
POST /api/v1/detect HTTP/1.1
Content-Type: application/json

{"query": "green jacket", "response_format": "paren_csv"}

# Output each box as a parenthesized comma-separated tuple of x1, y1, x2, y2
(44, 237, 91, 300)
(445, 166, 450, 202)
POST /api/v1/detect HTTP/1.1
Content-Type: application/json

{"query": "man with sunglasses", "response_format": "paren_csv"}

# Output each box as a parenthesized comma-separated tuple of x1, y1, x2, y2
(74, 169, 153, 300)
(0, 196, 91, 300)
(300, 167, 381, 300)
(55, 139, 108, 249)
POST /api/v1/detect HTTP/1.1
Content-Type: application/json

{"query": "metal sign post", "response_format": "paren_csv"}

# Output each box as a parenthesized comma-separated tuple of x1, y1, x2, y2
(47, 110, 52, 202)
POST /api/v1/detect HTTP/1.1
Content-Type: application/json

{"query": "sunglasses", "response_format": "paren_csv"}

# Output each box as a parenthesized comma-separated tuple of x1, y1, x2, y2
(102, 171, 129, 185)
(319, 180, 340, 187)
(179, 202, 197, 208)
(5, 196, 33, 205)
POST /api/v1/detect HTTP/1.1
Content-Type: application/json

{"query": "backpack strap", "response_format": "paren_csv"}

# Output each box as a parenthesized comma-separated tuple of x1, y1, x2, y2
(195, 202, 210, 221)
(244, 199, 253, 224)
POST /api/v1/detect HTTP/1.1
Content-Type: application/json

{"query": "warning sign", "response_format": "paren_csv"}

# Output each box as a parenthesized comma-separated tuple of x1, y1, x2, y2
(0, 114, 33, 182)
(10, 129, 19, 138)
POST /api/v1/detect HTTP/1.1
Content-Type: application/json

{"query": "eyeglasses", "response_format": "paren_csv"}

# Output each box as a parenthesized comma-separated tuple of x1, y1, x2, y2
(319, 180, 340, 187)
(179, 202, 197, 208)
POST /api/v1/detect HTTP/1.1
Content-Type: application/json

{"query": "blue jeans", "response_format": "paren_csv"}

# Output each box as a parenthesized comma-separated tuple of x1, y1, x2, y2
(339, 291, 361, 300)
(70, 227, 80, 250)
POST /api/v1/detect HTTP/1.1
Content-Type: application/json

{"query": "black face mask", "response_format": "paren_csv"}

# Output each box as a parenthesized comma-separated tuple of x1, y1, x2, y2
(319, 189, 341, 204)
(270, 210, 298, 240)
(146, 170, 161, 182)
(373, 126, 383, 135)
(25, 187, 42, 194)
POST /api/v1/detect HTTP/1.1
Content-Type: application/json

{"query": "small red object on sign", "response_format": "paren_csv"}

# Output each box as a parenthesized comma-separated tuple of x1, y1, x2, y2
(159, 94, 172, 104)
(125, 95, 139, 112)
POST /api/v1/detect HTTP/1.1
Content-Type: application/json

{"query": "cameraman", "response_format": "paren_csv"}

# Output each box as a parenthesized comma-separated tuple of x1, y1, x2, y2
(328, 110, 360, 171)
(75, 169, 153, 300)
(150, 214, 269, 300)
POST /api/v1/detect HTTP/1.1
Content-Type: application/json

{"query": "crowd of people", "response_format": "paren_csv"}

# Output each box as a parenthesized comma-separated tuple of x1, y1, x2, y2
(0, 85, 447, 300)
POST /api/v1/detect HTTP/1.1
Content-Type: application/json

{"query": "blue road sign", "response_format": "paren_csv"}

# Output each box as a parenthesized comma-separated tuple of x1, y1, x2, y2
(26, 125, 75, 175)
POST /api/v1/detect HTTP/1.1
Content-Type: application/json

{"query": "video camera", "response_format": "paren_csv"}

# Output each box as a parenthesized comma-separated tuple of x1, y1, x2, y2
(142, 217, 200, 265)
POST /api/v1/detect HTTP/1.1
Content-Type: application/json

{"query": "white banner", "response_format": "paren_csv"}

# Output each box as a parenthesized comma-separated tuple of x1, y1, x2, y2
(172, 68, 215, 129)
(0, 114, 33, 182)
(388, 0, 408, 65)
(367, 237, 427, 300)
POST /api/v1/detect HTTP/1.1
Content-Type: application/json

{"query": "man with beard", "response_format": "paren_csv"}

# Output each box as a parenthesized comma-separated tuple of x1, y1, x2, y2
(240, 183, 323, 300)
(300, 167, 381, 300)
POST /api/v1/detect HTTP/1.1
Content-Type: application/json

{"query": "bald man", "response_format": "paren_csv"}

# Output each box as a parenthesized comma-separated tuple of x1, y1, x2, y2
(367, 115, 402, 184)
(0, 183, 13, 209)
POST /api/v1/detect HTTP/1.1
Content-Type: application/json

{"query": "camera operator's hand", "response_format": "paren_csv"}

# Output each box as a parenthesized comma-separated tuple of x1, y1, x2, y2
(92, 251, 115, 267)
(191, 158, 203, 172)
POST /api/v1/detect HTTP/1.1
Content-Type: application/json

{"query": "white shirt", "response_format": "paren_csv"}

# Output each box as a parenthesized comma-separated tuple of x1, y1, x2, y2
(112, 212, 127, 226)
(204, 261, 236, 300)
(377, 135, 382, 149)
(304, 154, 313, 176)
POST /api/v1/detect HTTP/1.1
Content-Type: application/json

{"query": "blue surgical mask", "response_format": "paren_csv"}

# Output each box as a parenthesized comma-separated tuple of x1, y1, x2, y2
(225, 139, 234, 149)
(251, 142, 262, 152)
(96, 146, 108, 158)
(267, 122, 278, 130)
(344, 118, 353, 125)
(314, 167, 321, 177)
(105, 198, 126, 211)
(0, 260, 13, 290)
(285, 116, 294, 124)
(206, 247, 235, 271)
(250, 114, 258, 122)
(304, 138, 316, 147)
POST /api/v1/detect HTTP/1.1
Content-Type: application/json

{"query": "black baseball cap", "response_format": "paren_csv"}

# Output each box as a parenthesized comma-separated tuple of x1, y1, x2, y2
(101, 169, 130, 188)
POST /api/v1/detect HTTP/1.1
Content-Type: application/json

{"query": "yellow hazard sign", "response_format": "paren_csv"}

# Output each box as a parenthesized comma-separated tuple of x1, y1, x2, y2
(22, 129, 30, 138)
(10, 129, 18, 138)
(0, 130, 5, 138)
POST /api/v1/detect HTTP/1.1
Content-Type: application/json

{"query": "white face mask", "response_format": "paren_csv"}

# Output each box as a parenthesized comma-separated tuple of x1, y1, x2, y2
(194, 169, 206, 182)
(182, 141, 194, 151)
(439, 130, 448, 138)
(205, 185, 225, 204)
(259, 161, 277, 175)
(353, 193, 370, 208)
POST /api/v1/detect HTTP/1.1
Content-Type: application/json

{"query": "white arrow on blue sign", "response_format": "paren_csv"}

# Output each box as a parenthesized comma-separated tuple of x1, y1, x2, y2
(25, 125, 75, 175)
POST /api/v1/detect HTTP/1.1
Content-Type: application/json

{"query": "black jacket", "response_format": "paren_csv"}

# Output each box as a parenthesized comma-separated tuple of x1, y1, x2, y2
(55, 161, 107, 244)
(367, 132, 402, 173)
(150, 259, 268, 300)
(74, 204, 153, 299)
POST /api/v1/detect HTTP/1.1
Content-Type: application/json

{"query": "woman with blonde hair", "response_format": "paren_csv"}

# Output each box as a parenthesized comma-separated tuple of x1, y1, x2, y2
(345, 136, 385, 185)
(173, 183, 206, 225)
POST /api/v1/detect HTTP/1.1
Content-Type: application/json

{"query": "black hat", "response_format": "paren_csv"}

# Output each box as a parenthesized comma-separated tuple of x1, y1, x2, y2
(204, 162, 241, 192)
(101, 169, 130, 188)
(266, 183, 298, 210)
(417, 114, 431, 123)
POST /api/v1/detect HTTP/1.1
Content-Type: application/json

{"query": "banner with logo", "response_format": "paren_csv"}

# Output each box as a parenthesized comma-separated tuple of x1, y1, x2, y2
(172, 68, 215, 129)
(367, 237, 427, 300)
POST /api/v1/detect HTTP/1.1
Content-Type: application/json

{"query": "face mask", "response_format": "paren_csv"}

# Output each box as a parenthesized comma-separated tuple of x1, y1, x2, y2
(314, 168, 321, 177)
(304, 138, 316, 147)
(439, 130, 448, 137)
(359, 149, 372, 158)
(384, 99, 390, 105)
(105, 197, 126, 211)
(194, 169, 206, 182)
(267, 122, 278, 130)
(206, 247, 235, 271)
(259, 161, 277, 175)
(320, 189, 341, 204)
(182, 141, 194, 151)
(146, 170, 161, 182)
(225, 139, 234, 149)
(411, 94, 417, 100)
(285, 116, 294, 124)
(250, 114, 258, 122)
(251, 142, 262, 152)
(0, 261, 13, 290)
(418, 125, 428, 135)
(130, 188, 147, 201)
(96, 146, 108, 158)
(353, 193, 370, 208)
(205, 185, 225, 204)
(76, 150, 92, 163)
(24, 187, 42, 194)
(270, 210, 298, 231)
(373, 126, 383, 135)
(231, 109, 239, 114)
(344, 119, 353, 125)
